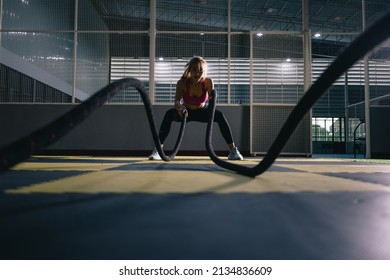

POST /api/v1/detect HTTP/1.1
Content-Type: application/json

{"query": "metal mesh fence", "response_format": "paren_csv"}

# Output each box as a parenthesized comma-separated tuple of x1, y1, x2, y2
(1, 0, 389, 155)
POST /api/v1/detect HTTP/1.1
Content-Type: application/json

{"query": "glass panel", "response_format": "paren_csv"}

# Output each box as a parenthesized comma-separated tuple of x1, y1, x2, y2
(76, 33, 110, 98)
(310, 0, 362, 35)
(0, 0, 388, 107)
(157, 0, 228, 32)
(1, 31, 75, 101)
(156, 33, 227, 58)
(79, 0, 149, 31)
(2, 0, 74, 30)
(232, 0, 302, 32)
(252, 35, 304, 104)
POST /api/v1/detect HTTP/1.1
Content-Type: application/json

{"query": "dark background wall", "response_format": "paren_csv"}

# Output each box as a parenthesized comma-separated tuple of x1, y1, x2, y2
(0, 104, 250, 156)
(370, 106, 390, 158)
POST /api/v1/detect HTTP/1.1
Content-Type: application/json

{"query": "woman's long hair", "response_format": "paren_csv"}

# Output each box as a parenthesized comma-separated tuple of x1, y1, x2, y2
(181, 56, 207, 80)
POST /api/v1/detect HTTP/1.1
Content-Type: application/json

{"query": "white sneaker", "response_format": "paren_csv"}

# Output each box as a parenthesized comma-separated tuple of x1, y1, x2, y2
(148, 148, 162, 160)
(228, 147, 243, 160)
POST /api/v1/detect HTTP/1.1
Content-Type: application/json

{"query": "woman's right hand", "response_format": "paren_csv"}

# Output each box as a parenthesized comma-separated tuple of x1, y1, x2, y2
(175, 102, 188, 118)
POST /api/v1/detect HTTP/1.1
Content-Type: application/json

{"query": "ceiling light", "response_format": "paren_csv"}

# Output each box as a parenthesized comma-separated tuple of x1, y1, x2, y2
(266, 7, 278, 14)
(256, 32, 263, 37)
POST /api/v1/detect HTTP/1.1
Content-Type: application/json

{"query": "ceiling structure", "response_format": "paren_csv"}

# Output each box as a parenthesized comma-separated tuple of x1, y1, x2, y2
(90, 0, 389, 32)
(90, 0, 390, 58)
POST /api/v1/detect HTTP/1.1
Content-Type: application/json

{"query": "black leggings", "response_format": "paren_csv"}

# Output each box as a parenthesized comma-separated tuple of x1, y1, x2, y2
(159, 106, 234, 145)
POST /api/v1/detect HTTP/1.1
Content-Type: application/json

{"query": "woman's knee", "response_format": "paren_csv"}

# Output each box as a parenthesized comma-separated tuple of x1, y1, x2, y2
(213, 110, 226, 122)
(163, 108, 179, 121)
(167, 108, 178, 116)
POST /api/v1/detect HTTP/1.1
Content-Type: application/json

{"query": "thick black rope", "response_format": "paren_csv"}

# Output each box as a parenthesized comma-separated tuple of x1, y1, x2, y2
(207, 10, 390, 177)
(0, 78, 186, 173)
(0, 11, 389, 176)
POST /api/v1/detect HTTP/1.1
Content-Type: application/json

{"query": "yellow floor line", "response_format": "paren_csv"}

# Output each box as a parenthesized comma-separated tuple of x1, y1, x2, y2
(12, 162, 129, 171)
(5, 156, 390, 195)
(278, 164, 390, 173)
(6, 169, 390, 195)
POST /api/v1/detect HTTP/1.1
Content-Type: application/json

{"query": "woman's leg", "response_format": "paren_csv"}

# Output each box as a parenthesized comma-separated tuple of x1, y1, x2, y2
(189, 107, 234, 146)
(149, 108, 182, 160)
(159, 108, 182, 144)
(213, 110, 243, 159)
(213, 110, 234, 146)
(191, 107, 243, 160)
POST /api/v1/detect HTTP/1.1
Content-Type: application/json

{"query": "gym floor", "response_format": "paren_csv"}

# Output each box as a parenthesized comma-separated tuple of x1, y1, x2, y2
(1, 155, 390, 260)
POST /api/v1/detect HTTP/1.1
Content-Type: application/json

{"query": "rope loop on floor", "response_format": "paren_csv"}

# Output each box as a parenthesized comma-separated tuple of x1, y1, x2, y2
(0, 78, 186, 173)
(1, 11, 389, 176)
(207, 10, 390, 177)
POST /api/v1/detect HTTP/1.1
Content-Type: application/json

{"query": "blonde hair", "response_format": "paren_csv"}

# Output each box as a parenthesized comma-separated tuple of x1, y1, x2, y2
(181, 56, 208, 80)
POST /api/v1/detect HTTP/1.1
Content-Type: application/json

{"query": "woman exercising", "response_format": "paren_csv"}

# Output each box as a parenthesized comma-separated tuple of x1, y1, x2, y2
(149, 56, 243, 160)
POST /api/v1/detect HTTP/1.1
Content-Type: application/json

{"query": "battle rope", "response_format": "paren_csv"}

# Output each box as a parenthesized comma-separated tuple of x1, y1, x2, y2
(0, 11, 389, 176)
(0, 78, 186, 173)
(207, 10, 390, 177)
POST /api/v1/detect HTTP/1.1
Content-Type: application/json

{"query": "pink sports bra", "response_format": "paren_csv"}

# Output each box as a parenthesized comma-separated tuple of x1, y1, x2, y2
(182, 79, 209, 107)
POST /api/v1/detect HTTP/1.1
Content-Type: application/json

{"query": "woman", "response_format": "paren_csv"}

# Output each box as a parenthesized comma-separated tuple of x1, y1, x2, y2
(149, 56, 243, 160)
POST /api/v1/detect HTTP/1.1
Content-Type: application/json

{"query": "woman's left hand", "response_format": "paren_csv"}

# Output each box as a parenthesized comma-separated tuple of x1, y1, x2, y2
(178, 108, 188, 118)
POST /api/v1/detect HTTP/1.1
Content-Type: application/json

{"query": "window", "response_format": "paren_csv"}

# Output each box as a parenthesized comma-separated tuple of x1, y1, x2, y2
(312, 117, 345, 142)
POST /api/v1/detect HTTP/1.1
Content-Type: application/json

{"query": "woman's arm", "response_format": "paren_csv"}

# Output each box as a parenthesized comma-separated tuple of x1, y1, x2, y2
(174, 79, 187, 117)
(205, 78, 215, 99)
(175, 79, 184, 104)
